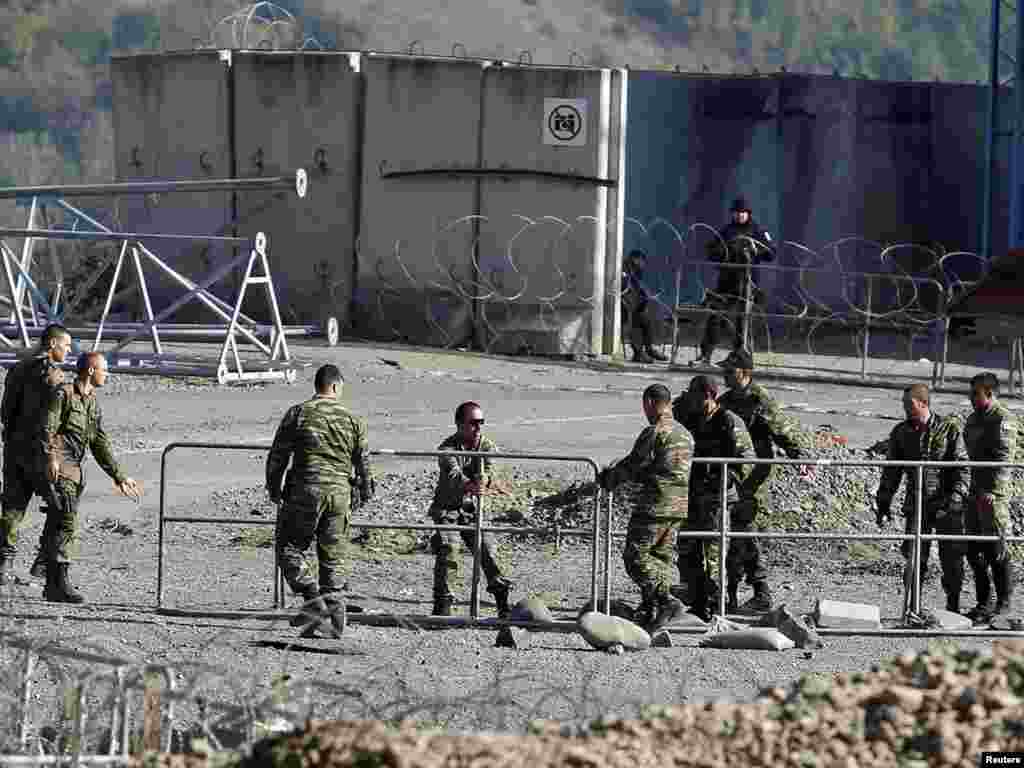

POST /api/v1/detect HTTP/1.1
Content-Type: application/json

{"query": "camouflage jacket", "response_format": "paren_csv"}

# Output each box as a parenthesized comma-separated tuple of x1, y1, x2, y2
(606, 412, 693, 521)
(1, 353, 65, 450)
(266, 396, 372, 498)
(718, 380, 806, 493)
(964, 401, 1016, 498)
(876, 412, 969, 516)
(42, 381, 126, 484)
(433, 433, 497, 511)
(682, 406, 753, 501)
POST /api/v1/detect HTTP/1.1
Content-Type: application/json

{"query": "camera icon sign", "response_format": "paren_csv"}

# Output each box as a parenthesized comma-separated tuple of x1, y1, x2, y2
(548, 104, 583, 141)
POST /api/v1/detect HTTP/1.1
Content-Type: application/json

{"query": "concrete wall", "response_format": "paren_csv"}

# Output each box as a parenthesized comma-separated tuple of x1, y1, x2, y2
(112, 52, 233, 321)
(232, 52, 361, 328)
(354, 56, 484, 347)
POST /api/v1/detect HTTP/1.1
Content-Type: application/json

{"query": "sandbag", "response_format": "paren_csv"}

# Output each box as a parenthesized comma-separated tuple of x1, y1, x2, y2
(699, 628, 795, 651)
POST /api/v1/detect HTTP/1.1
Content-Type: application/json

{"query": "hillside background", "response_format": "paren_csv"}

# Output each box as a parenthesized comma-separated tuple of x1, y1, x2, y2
(0, 0, 997, 212)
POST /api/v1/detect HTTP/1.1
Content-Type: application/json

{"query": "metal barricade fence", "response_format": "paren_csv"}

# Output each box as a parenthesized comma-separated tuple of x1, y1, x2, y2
(599, 455, 1024, 636)
(158, 442, 605, 622)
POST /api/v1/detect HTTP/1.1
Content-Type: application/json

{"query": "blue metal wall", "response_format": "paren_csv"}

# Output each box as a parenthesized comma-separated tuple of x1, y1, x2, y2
(624, 72, 1014, 312)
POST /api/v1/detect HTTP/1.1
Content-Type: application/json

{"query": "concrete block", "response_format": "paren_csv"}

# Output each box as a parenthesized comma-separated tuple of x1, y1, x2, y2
(813, 599, 881, 630)
(931, 609, 972, 631)
(578, 612, 651, 651)
(495, 626, 531, 650)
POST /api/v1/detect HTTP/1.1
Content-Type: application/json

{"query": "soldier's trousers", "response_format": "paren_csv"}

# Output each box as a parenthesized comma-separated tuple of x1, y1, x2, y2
(0, 453, 69, 560)
(276, 486, 350, 596)
(700, 295, 747, 356)
(965, 493, 1011, 572)
(623, 514, 680, 609)
(901, 504, 966, 599)
(429, 503, 508, 599)
(727, 497, 767, 589)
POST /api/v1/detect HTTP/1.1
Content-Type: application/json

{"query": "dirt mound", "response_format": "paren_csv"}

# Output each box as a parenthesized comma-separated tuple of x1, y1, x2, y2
(142, 641, 1024, 768)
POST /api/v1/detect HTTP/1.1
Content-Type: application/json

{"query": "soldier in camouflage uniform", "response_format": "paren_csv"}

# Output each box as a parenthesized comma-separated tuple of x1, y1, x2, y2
(963, 372, 1017, 623)
(40, 352, 142, 603)
(0, 324, 72, 585)
(672, 376, 752, 620)
(874, 383, 969, 613)
(719, 349, 809, 611)
(600, 384, 691, 632)
(429, 402, 514, 618)
(267, 364, 374, 637)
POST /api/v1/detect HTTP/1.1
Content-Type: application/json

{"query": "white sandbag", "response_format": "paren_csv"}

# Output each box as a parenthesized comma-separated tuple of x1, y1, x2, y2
(699, 628, 796, 651)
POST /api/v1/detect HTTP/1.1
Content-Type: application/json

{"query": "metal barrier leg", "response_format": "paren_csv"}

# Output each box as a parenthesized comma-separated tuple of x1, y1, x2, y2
(718, 469, 728, 618)
(470, 492, 483, 619)
(604, 490, 613, 613)
(589, 487, 601, 612)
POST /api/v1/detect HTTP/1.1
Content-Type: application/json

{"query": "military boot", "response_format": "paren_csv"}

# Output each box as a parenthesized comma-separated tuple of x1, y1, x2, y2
(741, 581, 773, 613)
(647, 595, 685, 634)
(321, 592, 347, 638)
(966, 565, 995, 624)
(945, 592, 960, 614)
(44, 563, 84, 604)
(993, 560, 1014, 617)
(489, 582, 513, 619)
(290, 588, 326, 636)
(432, 595, 453, 617)
(28, 550, 47, 580)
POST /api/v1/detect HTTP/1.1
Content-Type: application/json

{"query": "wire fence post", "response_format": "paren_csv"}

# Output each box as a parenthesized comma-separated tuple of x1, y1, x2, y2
(18, 650, 35, 751)
(589, 487, 601, 612)
(861, 274, 872, 380)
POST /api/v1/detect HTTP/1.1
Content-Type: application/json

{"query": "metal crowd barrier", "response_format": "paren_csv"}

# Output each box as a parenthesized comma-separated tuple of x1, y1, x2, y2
(598, 455, 1024, 636)
(157, 442, 604, 624)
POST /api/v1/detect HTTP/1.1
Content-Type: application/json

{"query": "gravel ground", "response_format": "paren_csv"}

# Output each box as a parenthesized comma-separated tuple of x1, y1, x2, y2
(1, 341, 1023, 755)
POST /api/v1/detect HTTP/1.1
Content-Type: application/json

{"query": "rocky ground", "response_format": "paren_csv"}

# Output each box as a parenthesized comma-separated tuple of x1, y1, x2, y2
(1, 341, 1024, 761)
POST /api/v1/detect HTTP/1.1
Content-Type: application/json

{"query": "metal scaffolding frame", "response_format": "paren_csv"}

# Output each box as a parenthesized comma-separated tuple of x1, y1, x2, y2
(0, 169, 339, 383)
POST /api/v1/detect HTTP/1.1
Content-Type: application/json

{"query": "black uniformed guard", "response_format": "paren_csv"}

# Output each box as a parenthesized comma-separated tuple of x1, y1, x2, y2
(622, 250, 668, 364)
(874, 383, 969, 614)
(694, 197, 774, 368)
(672, 375, 753, 620)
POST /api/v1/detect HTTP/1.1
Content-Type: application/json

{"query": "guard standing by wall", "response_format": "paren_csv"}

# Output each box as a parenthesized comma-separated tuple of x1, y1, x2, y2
(600, 384, 691, 632)
(672, 375, 752, 620)
(267, 364, 374, 637)
(963, 372, 1017, 624)
(429, 401, 514, 618)
(694, 197, 774, 368)
(874, 383, 970, 614)
(0, 323, 72, 584)
(718, 349, 809, 612)
(40, 352, 142, 603)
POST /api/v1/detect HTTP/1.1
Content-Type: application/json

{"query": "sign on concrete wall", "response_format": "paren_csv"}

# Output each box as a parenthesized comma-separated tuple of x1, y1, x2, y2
(543, 98, 588, 147)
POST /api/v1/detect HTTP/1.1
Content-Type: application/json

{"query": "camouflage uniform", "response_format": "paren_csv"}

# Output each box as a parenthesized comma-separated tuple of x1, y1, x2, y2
(41, 381, 128, 564)
(266, 396, 373, 601)
(718, 381, 806, 598)
(673, 402, 752, 616)
(0, 354, 65, 564)
(963, 400, 1017, 617)
(603, 412, 693, 622)
(875, 413, 969, 611)
(429, 433, 511, 605)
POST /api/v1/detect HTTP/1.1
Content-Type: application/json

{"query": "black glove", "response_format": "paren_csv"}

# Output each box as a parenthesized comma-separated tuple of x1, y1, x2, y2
(875, 501, 892, 528)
